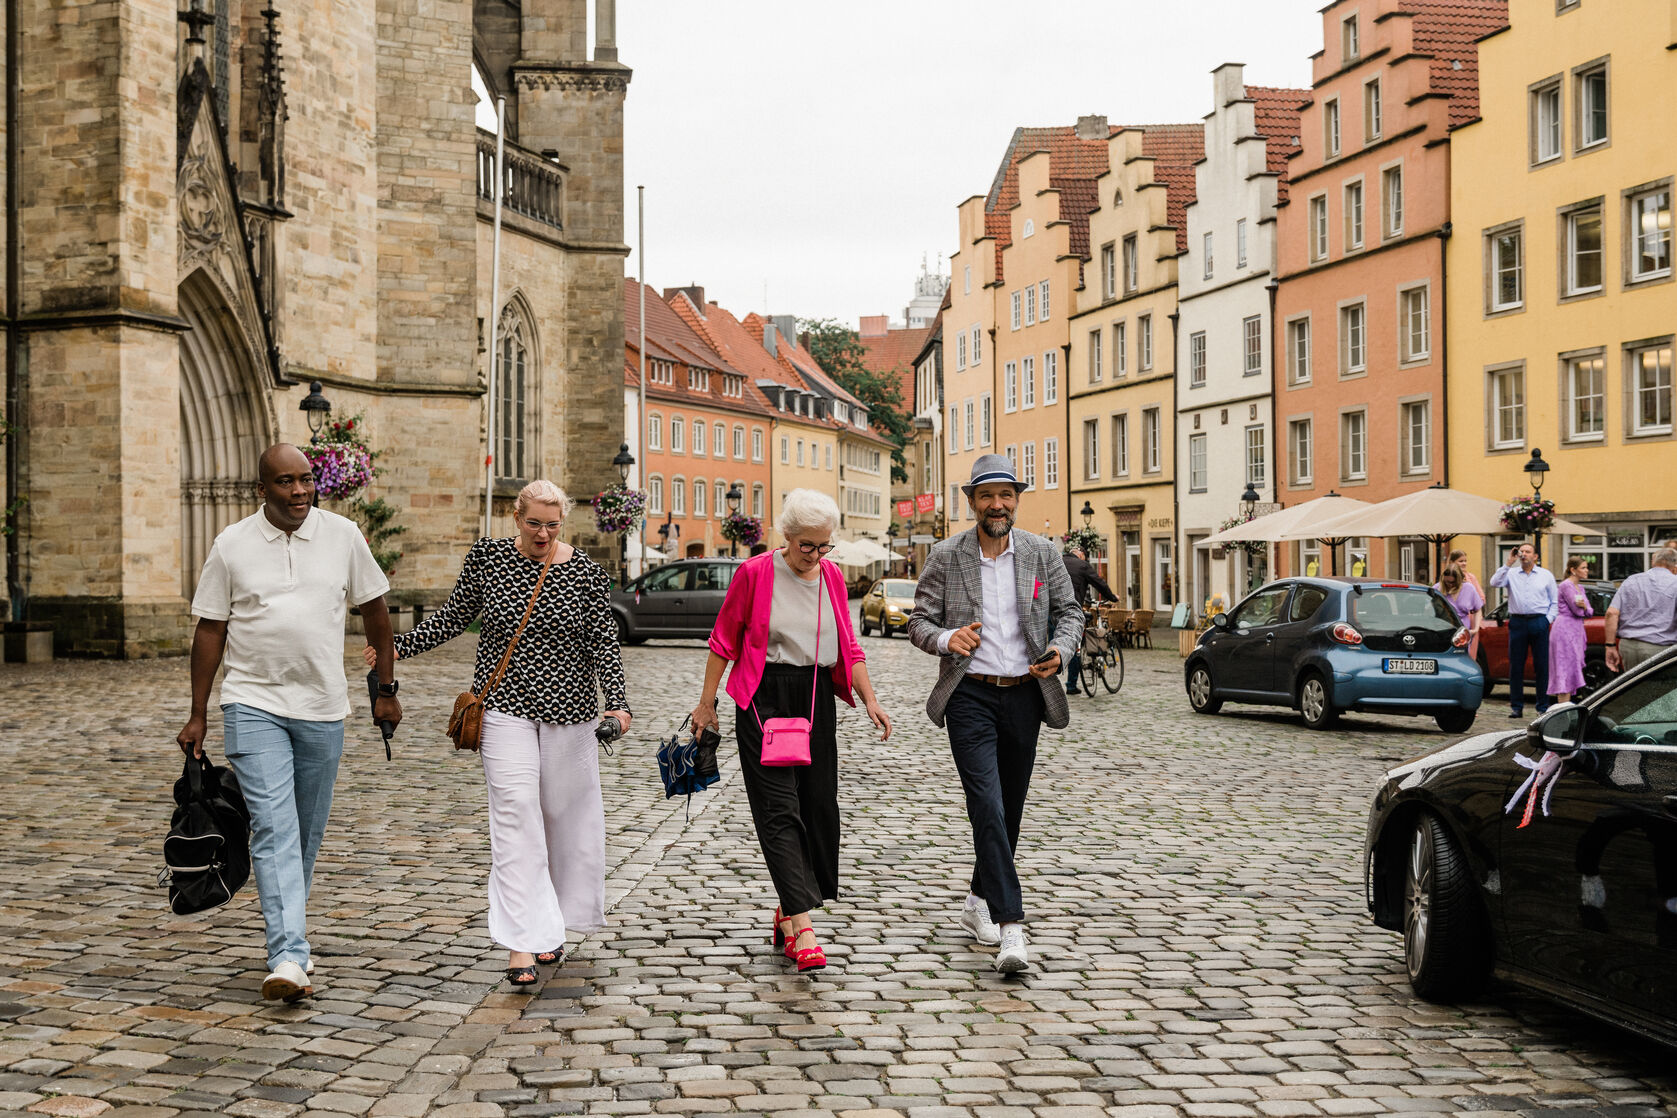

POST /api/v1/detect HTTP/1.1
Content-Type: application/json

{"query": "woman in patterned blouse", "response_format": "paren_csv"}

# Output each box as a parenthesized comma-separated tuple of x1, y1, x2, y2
(365, 480, 630, 987)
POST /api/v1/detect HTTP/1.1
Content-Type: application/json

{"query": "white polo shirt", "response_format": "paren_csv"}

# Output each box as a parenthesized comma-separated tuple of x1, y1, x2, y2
(190, 507, 390, 721)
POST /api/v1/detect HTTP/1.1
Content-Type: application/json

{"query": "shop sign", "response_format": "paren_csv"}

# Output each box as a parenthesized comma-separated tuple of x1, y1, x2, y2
(915, 493, 936, 513)
(896, 499, 913, 518)
(910, 534, 935, 545)
(1608, 530, 1644, 548)
(1147, 516, 1174, 531)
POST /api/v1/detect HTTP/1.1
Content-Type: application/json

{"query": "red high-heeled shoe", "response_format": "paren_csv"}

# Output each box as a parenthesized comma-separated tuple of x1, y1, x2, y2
(790, 926, 826, 972)
(771, 906, 796, 960)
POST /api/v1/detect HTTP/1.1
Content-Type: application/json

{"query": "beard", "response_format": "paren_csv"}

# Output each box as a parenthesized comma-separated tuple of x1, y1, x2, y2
(980, 510, 1015, 538)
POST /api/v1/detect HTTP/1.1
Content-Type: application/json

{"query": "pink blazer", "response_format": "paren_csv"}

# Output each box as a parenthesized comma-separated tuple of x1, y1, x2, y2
(708, 551, 866, 710)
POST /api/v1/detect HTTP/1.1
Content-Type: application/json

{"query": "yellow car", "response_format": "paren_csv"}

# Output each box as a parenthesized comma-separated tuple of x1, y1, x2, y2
(859, 578, 917, 638)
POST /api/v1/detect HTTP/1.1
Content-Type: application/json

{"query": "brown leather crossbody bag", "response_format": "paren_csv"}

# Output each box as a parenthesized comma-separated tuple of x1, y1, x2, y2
(447, 547, 555, 751)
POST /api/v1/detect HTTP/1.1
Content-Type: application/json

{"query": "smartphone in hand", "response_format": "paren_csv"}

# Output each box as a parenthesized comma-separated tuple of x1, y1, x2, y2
(1032, 648, 1058, 666)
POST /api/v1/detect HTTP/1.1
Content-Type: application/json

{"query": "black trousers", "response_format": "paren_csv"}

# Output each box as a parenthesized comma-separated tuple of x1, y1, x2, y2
(1507, 614, 1551, 713)
(735, 664, 840, 915)
(943, 676, 1044, 924)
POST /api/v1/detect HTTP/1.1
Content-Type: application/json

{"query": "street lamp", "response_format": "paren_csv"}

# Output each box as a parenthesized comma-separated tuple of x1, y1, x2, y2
(613, 442, 635, 484)
(1080, 500, 1095, 529)
(1240, 483, 1260, 520)
(886, 522, 899, 569)
(298, 380, 331, 435)
(611, 443, 635, 586)
(1524, 448, 1551, 562)
(725, 483, 744, 557)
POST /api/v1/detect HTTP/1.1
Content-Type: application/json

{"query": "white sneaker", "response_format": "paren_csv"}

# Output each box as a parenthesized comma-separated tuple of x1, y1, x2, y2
(261, 960, 312, 1002)
(305, 957, 315, 975)
(958, 895, 1001, 945)
(994, 924, 1028, 973)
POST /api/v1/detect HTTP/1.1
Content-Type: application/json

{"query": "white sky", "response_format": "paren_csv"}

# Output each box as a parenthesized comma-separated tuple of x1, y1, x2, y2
(487, 2, 1326, 328)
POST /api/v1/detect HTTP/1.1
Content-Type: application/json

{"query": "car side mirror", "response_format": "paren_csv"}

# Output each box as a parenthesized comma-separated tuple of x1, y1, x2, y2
(1526, 703, 1584, 754)
(1211, 612, 1229, 629)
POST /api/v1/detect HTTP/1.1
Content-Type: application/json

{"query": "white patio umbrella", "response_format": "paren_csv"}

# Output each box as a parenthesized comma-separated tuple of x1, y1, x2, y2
(1197, 493, 1373, 545)
(825, 539, 887, 567)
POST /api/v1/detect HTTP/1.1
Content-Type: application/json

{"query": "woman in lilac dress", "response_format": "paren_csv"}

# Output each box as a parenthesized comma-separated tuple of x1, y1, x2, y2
(1549, 555, 1594, 703)
(1434, 567, 1484, 660)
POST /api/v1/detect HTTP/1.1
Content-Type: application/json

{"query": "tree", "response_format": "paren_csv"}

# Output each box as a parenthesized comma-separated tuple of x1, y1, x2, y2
(798, 318, 911, 484)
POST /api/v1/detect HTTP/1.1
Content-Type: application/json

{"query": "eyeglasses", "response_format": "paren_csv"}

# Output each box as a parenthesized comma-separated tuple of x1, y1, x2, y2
(794, 541, 835, 555)
(523, 519, 563, 532)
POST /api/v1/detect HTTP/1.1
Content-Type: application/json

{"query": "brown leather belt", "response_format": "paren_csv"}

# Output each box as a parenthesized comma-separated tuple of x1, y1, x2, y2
(967, 672, 1030, 687)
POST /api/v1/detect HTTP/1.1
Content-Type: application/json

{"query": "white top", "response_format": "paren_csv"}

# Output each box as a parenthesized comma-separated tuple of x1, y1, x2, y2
(765, 550, 838, 667)
(1489, 561, 1558, 623)
(938, 530, 1030, 676)
(190, 507, 390, 721)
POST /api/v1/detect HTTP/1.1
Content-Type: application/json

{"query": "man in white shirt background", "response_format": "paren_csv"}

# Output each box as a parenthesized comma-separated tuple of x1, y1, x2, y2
(1488, 543, 1558, 719)
(176, 444, 402, 1003)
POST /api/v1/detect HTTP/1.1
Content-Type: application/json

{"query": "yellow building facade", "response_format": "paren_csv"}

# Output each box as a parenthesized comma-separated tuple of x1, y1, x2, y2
(1447, 0, 1677, 580)
(1068, 125, 1203, 611)
(946, 196, 998, 535)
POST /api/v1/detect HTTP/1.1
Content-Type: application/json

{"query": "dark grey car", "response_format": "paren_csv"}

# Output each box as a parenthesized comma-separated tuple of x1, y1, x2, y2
(610, 558, 744, 643)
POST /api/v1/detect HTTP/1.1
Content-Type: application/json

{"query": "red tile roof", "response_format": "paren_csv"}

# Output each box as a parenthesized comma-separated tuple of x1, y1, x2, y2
(1407, 0, 1509, 128)
(1245, 86, 1310, 203)
(982, 125, 1116, 279)
(1138, 125, 1206, 254)
(857, 324, 934, 416)
(625, 278, 743, 379)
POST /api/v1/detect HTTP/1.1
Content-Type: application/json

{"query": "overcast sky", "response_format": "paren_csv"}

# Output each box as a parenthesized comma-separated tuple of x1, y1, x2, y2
(596, 3, 1323, 328)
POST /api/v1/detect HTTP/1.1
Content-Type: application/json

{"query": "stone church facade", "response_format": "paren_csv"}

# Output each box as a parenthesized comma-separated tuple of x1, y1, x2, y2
(0, 0, 629, 655)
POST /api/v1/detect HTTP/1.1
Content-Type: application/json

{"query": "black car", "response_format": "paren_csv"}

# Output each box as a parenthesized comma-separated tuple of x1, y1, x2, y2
(610, 558, 744, 643)
(1185, 577, 1482, 733)
(1364, 646, 1677, 1048)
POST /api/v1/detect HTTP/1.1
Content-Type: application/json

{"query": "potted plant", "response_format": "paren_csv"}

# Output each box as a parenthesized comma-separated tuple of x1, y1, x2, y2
(593, 484, 648, 536)
(1059, 525, 1103, 556)
(1500, 495, 1556, 535)
(720, 512, 763, 550)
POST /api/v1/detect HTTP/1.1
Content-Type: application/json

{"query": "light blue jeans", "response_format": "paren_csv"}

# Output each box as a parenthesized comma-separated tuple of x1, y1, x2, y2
(221, 703, 345, 969)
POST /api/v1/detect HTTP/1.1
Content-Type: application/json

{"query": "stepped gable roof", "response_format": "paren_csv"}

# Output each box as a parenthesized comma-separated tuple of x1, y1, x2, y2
(982, 124, 1116, 278)
(1407, 0, 1508, 128)
(857, 323, 934, 415)
(1138, 124, 1205, 254)
(1244, 86, 1309, 203)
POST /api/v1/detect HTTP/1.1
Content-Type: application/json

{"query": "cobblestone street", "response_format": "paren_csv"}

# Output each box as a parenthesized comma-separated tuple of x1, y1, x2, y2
(1, 627, 1674, 1118)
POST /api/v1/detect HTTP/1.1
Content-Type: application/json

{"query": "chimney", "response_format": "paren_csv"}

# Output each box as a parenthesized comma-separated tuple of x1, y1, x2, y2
(1075, 114, 1109, 140)
(859, 315, 889, 338)
(763, 322, 778, 356)
(664, 284, 706, 307)
(770, 315, 800, 351)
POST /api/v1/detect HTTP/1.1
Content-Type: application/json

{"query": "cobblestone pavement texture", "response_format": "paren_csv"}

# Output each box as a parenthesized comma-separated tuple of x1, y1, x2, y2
(1, 621, 1674, 1118)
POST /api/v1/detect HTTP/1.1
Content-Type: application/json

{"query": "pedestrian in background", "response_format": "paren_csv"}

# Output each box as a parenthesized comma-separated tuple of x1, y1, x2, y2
(178, 443, 402, 1003)
(690, 489, 892, 973)
(1061, 546, 1116, 696)
(1489, 543, 1558, 718)
(369, 480, 630, 988)
(908, 455, 1082, 973)
(1434, 566, 1484, 660)
(1548, 555, 1595, 703)
(1448, 548, 1483, 597)
(1604, 546, 1677, 672)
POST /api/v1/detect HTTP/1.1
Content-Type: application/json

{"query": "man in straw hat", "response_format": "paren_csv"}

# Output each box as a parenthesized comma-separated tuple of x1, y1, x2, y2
(907, 454, 1082, 972)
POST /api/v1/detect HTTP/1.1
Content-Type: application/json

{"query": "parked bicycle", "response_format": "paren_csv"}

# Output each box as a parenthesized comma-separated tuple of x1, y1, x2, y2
(1078, 604, 1124, 695)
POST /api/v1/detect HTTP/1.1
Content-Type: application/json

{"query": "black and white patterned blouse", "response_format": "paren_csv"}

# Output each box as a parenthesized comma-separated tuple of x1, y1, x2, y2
(395, 538, 630, 724)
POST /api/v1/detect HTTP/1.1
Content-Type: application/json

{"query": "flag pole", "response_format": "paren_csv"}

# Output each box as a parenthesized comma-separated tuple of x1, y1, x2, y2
(484, 96, 506, 538)
(637, 185, 647, 579)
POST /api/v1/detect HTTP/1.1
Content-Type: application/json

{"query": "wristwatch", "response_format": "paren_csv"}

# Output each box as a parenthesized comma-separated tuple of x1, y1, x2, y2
(377, 680, 400, 697)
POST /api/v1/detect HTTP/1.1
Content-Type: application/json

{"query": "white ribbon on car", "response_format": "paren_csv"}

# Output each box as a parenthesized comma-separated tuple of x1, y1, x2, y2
(1504, 750, 1564, 829)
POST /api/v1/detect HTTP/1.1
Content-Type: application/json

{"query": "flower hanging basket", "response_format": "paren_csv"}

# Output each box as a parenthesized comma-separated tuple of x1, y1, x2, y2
(593, 484, 647, 535)
(304, 418, 376, 501)
(1500, 496, 1556, 535)
(1217, 512, 1268, 557)
(1060, 526, 1103, 555)
(720, 512, 763, 548)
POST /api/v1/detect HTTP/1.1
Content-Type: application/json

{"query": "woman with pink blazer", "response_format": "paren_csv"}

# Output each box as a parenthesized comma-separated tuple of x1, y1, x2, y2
(690, 489, 891, 972)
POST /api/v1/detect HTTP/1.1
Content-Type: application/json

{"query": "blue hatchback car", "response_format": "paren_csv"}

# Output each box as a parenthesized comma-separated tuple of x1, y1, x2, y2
(1184, 577, 1484, 733)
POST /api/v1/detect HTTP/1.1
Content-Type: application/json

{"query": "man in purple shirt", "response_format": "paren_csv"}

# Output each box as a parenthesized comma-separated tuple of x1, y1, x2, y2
(1489, 543, 1558, 718)
(1605, 547, 1677, 672)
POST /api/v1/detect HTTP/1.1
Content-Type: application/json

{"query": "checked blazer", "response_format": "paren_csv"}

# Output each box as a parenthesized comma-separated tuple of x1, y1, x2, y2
(907, 527, 1083, 729)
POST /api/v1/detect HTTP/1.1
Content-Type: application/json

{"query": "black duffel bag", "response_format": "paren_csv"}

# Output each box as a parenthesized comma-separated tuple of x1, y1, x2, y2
(159, 753, 251, 916)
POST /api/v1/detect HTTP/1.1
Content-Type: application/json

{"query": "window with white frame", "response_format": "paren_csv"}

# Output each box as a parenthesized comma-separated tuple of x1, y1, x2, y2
(1189, 331, 1207, 387)
(1243, 316, 1262, 376)
(1101, 243, 1116, 299)
(956, 330, 968, 369)
(752, 427, 764, 462)
(1245, 424, 1266, 488)
(751, 483, 764, 517)
(1022, 441, 1036, 487)
(715, 480, 727, 516)
(1339, 302, 1367, 375)
(1143, 407, 1161, 472)
(1138, 315, 1153, 370)
(1491, 365, 1526, 449)
(1022, 218, 1035, 239)
(712, 421, 726, 457)
(1325, 97, 1342, 158)
(1115, 321, 1128, 376)
(1630, 341, 1674, 435)
(1340, 410, 1368, 481)
(688, 366, 710, 392)
(1566, 203, 1604, 295)
(1289, 317, 1311, 384)
(963, 266, 971, 295)
(780, 434, 789, 463)
(827, 442, 835, 471)
(672, 476, 687, 515)
(948, 406, 959, 453)
(1123, 235, 1138, 292)
(648, 359, 674, 386)
(691, 419, 705, 456)
(1203, 232, 1214, 279)
(1289, 418, 1313, 485)
(648, 413, 663, 451)
(1004, 444, 1017, 470)
(1113, 413, 1130, 475)
(1364, 78, 1382, 142)
(1567, 353, 1606, 440)
(1630, 186, 1672, 281)
(671, 416, 685, 453)
(1084, 418, 1100, 479)
(1188, 433, 1207, 492)
(1402, 400, 1431, 475)
(1236, 218, 1248, 268)
(980, 393, 992, 445)
(1044, 351, 1058, 405)
(795, 439, 804, 467)
(1004, 361, 1018, 411)
(1038, 279, 1050, 320)
(692, 479, 706, 517)
(1382, 166, 1403, 238)
(1401, 285, 1430, 363)
(648, 475, 665, 514)
(1576, 62, 1608, 150)
(971, 325, 982, 363)
(1022, 355, 1036, 408)
(1154, 540, 1174, 610)
(1310, 195, 1329, 261)
(1024, 284, 1036, 326)
(1088, 329, 1103, 382)
(1488, 225, 1524, 311)
(963, 398, 975, 450)
(1342, 13, 1359, 61)
(1344, 180, 1364, 249)
(1044, 437, 1059, 489)
(1010, 291, 1021, 330)
(1531, 77, 1563, 164)
(733, 425, 745, 459)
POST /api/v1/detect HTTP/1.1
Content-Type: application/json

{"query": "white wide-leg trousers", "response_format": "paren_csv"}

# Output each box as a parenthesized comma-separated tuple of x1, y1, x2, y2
(479, 711, 607, 952)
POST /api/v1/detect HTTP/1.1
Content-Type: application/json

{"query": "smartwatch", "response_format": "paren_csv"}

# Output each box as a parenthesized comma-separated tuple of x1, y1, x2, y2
(377, 680, 400, 697)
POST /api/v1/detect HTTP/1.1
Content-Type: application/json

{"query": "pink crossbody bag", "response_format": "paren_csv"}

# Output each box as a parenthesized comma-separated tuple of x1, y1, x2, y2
(750, 564, 824, 767)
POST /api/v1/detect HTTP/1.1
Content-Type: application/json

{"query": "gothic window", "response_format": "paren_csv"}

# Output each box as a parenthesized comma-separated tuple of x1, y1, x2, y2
(497, 301, 537, 480)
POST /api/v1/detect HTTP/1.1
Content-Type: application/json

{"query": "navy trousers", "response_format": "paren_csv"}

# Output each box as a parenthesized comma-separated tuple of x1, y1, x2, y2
(1507, 614, 1551, 714)
(943, 677, 1044, 924)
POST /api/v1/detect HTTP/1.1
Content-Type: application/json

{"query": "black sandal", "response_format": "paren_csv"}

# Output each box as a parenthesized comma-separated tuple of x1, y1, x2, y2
(535, 947, 564, 965)
(505, 965, 539, 988)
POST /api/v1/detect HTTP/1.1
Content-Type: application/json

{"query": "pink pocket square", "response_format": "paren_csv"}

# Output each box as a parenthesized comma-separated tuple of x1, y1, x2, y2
(1033, 579, 1043, 601)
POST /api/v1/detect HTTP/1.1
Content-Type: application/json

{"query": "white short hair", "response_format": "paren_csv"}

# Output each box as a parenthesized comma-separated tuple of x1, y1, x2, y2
(513, 479, 574, 520)
(776, 488, 840, 539)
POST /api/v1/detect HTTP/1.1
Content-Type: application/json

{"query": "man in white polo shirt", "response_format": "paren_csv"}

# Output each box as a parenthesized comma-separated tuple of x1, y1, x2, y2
(177, 443, 402, 1002)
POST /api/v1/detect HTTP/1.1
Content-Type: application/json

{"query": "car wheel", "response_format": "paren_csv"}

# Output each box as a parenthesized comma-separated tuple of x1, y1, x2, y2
(615, 615, 645, 646)
(1298, 671, 1338, 730)
(859, 614, 872, 636)
(1434, 707, 1476, 734)
(1186, 664, 1222, 714)
(1476, 653, 1494, 699)
(1404, 812, 1488, 1001)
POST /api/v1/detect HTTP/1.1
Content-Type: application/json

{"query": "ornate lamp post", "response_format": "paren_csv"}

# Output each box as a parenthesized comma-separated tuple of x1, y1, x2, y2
(725, 483, 744, 557)
(298, 380, 331, 435)
(1524, 448, 1550, 562)
(1239, 482, 1262, 591)
(1080, 500, 1095, 529)
(611, 443, 635, 586)
(886, 522, 899, 569)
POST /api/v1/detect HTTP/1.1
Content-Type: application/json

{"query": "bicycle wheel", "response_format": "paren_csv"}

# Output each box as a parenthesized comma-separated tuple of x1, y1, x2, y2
(1101, 644, 1123, 693)
(1085, 649, 1106, 695)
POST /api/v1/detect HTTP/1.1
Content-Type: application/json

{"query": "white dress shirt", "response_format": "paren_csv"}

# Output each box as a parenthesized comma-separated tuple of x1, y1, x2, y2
(1489, 561, 1558, 623)
(937, 530, 1031, 676)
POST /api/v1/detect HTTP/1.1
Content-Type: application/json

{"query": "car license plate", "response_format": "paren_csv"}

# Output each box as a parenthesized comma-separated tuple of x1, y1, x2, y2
(1383, 658, 1437, 675)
